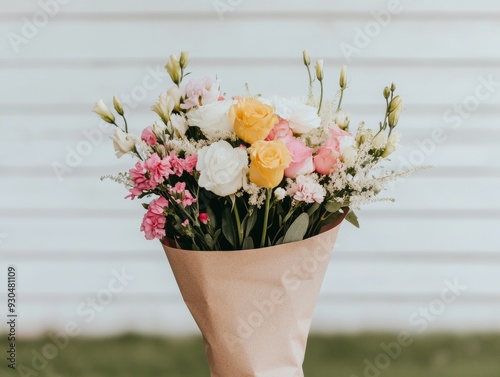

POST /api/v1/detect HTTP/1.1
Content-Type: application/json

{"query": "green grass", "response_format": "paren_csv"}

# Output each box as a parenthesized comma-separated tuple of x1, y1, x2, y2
(6, 333, 500, 376)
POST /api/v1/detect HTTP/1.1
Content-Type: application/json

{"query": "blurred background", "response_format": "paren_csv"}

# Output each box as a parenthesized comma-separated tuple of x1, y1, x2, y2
(1, 0, 499, 376)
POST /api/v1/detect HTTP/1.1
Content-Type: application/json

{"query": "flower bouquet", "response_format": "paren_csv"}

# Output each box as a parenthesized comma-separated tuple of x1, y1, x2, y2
(95, 51, 409, 376)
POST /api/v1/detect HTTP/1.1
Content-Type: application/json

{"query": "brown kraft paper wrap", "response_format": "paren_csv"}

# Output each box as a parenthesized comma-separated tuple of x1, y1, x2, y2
(162, 220, 345, 377)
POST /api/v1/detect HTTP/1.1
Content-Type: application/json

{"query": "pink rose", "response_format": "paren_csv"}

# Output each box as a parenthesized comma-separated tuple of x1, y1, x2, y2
(141, 126, 157, 146)
(314, 146, 340, 175)
(329, 124, 351, 139)
(266, 119, 293, 141)
(283, 137, 314, 178)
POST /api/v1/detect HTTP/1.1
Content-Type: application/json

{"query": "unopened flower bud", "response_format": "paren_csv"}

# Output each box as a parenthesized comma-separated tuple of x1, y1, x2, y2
(389, 95, 402, 113)
(391, 82, 396, 92)
(166, 54, 182, 85)
(113, 95, 124, 116)
(92, 99, 115, 123)
(388, 105, 402, 128)
(383, 87, 391, 99)
(315, 59, 324, 81)
(339, 65, 347, 89)
(179, 51, 189, 70)
(303, 49, 310, 66)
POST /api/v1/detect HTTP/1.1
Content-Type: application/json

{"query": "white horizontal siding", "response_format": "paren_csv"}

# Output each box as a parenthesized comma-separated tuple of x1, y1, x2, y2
(1, 1, 499, 336)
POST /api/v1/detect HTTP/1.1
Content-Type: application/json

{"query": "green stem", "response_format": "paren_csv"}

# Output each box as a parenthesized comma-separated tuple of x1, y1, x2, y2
(233, 203, 243, 248)
(260, 188, 272, 248)
(336, 88, 344, 112)
(317, 80, 324, 115)
(306, 66, 313, 88)
(122, 115, 129, 133)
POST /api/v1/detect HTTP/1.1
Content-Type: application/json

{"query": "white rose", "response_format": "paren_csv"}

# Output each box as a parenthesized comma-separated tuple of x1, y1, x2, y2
(187, 100, 234, 139)
(267, 96, 321, 134)
(170, 113, 188, 137)
(112, 128, 139, 158)
(196, 140, 248, 196)
(382, 132, 401, 158)
(341, 146, 358, 167)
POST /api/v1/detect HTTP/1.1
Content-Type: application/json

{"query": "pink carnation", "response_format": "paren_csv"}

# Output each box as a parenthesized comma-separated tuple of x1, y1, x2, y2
(140, 211, 166, 240)
(182, 154, 198, 173)
(129, 153, 172, 198)
(287, 175, 326, 204)
(169, 152, 184, 177)
(198, 213, 210, 225)
(181, 77, 220, 110)
(169, 182, 197, 208)
(141, 126, 157, 146)
(140, 196, 170, 240)
(149, 196, 169, 215)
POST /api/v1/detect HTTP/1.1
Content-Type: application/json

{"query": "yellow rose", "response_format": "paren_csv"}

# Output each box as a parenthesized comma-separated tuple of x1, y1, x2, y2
(249, 140, 292, 188)
(229, 98, 278, 144)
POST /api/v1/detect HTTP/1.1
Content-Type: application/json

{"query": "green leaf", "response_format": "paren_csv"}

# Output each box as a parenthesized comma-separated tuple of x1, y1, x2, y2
(242, 209, 258, 238)
(307, 203, 321, 217)
(204, 234, 214, 248)
(242, 236, 254, 250)
(325, 200, 342, 213)
(275, 236, 285, 245)
(222, 209, 237, 247)
(283, 213, 309, 244)
(345, 211, 360, 228)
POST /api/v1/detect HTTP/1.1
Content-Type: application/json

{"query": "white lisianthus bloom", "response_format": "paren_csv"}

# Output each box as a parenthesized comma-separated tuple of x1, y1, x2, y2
(382, 132, 401, 158)
(112, 128, 139, 158)
(333, 111, 350, 130)
(170, 113, 188, 137)
(371, 132, 388, 150)
(266, 96, 321, 134)
(93, 99, 115, 123)
(151, 92, 175, 124)
(167, 85, 182, 111)
(341, 146, 358, 167)
(187, 100, 234, 139)
(196, 140, 248, 197)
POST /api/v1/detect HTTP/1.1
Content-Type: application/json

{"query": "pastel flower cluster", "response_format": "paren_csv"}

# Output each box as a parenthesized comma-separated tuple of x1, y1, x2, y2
(96, 51, 407, 251)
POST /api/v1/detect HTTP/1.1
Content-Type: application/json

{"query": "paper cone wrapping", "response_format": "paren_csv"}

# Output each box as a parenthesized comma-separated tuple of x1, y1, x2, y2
(162, 224, 343, 377)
